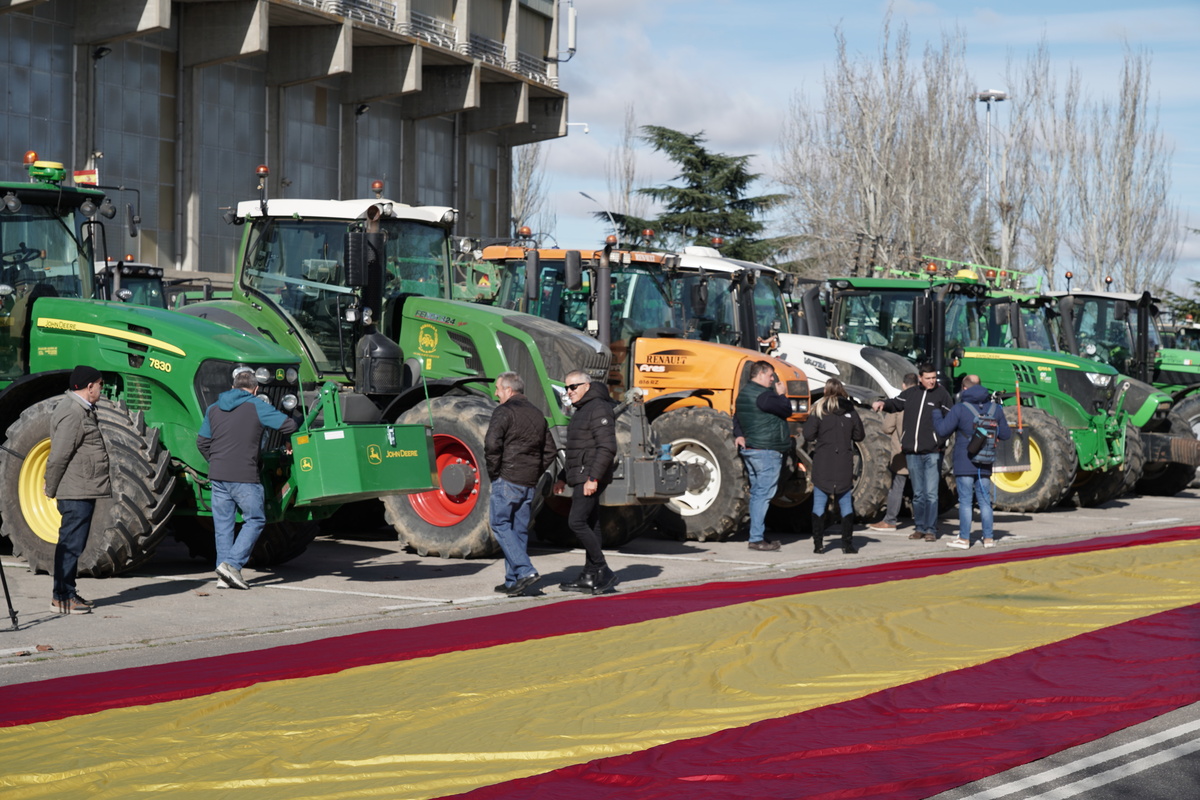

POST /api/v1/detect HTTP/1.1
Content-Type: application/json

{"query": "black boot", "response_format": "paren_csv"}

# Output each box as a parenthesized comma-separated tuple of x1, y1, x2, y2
(559, 569, 597, 593)
(811, 513, 825, 554)
(841, 512, 858, 554)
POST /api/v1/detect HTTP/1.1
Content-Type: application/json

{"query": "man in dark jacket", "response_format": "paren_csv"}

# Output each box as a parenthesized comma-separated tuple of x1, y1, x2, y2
(485, 371, 556, 597)
(44, 365, 110, 615)
(552, 370, 617, 594)
(197, 367, 298, 590)
(733, 360, 793, 552)
(872, 363, 953, 542)
(933, 375, 1012, 550)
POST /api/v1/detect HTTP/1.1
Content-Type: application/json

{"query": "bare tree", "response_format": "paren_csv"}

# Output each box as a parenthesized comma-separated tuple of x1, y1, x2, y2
(776, 18, 978, 278)
(511, 141, 548, 239)
(1063, 49, 1179, 292)
(606, 103, 649, 222)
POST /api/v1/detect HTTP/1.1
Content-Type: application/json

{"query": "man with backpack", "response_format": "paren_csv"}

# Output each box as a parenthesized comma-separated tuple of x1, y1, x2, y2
(933, 375, 1011, 549)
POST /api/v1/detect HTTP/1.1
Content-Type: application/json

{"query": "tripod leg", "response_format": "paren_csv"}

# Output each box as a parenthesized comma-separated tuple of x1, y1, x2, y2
(0, 559, 19, 630)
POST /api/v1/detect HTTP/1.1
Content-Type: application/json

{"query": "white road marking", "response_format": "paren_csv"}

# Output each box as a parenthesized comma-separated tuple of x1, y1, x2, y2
(963, 719, 1200, 799)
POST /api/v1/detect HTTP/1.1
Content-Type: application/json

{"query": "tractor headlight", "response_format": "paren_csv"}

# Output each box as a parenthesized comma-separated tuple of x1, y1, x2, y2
(791, 399, 808, 414)
(254, 367, 271, 384)
(285, 367, 299, 384)
(281, 394, 298, 411)
(1085, 372, 1113, 387)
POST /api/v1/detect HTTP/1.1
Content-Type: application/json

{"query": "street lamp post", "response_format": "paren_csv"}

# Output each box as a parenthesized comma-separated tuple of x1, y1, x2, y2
(975, 89, 1008, 215)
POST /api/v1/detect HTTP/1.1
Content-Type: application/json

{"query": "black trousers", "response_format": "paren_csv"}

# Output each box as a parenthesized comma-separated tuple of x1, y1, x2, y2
(567, 489, 607, 570)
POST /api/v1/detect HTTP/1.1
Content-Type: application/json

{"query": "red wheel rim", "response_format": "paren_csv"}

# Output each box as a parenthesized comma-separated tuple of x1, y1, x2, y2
(406, 432, 481, 527)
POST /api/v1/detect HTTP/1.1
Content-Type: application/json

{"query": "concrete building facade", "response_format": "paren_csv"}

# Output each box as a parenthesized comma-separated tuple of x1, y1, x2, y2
(0, 0, 568, 273)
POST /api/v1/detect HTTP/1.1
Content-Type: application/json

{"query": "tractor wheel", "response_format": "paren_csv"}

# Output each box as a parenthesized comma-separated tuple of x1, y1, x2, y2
(848, 410, 892, 519)
(382, 395, 498, 558)
(171, 515, 320, 567)
(991, 407, 1077, 513)
(1070, 466, 1126, 507)
(1119, 423, 1147, 496)
(1172, 394, 1200, 439)
(1136, 412, 1194, 496)
(0, 397, 175, 577)
(651, 407, 748, 542)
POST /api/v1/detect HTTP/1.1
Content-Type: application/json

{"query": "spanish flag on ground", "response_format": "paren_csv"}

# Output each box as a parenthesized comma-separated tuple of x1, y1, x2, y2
(2, 528, 1198, 798)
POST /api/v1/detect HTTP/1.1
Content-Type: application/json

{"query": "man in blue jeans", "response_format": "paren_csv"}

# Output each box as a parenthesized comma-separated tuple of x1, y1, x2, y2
(197, 367, 298, 590)
(485, 371, 556, 597)
(734, 361, 794, 551)
(44, 365, 110, 615)
(934, 375, 1012, 549)
(873, 364, 953, 541)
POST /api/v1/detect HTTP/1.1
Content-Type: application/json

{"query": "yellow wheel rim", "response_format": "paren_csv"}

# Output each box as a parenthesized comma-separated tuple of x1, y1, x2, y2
(18, 438, 61, 544)
(993, 437, 1044, 495)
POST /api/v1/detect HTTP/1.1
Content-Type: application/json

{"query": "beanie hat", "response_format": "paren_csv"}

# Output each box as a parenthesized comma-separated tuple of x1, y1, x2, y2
(70, 365, 102, 390)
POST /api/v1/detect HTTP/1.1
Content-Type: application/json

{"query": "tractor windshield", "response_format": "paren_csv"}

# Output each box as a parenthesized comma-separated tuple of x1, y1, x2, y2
(832, 288, 924, 361)
(751, 275, 791, 340)
(1068, 297, 1136, 372)
(242, 217, 451, 374)
(1, 199, 93, 380)
(675, 272, 740, 345)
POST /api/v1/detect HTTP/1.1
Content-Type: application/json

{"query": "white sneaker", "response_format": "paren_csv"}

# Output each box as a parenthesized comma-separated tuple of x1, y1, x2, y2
(216, 576, 232, 589)
(946, 538, 970, 550)
(983, 539, 996, 548)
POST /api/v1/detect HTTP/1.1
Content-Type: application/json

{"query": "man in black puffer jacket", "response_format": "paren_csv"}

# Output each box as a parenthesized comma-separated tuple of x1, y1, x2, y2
(485, 371, 556, 597)
(552, 370, 617, 594)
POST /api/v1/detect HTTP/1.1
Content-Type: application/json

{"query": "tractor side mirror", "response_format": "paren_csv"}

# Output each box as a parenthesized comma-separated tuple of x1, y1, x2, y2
(1114, 300, 1129, 321)
(913, 296, 930, 336)
(690, 281, 709, 316)
(524, 250, 541, 302)
(563, 250, 583, 291)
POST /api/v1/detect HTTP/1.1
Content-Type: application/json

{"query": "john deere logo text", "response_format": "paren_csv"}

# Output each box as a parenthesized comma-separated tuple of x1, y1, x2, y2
(367, 445, 382, 465)
(417, 324, 438, 354)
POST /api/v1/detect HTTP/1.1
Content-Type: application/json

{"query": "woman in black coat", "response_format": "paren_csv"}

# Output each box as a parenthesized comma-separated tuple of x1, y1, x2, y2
(802, 378, 865, 554)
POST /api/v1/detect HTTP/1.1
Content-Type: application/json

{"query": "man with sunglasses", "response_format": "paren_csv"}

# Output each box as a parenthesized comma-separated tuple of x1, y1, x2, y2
(552, 371, 618, 594)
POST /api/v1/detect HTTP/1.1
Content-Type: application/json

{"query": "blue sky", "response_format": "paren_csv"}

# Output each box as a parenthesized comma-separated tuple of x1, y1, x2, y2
(540, 0, 1200, 291)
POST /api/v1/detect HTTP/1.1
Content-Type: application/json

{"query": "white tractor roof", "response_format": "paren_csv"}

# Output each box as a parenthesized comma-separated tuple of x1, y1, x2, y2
(1047, 290, 1152, 303)
(675, 248, 782, 277)
(236, 198, 455, 225)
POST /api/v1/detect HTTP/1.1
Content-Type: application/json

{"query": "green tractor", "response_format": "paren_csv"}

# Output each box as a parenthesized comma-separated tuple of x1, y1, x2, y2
(1046, 288, 1200, 494)
(0, 154, 435, 577)
(180, 175, 682, 557)
(808, 267, 1132, 512)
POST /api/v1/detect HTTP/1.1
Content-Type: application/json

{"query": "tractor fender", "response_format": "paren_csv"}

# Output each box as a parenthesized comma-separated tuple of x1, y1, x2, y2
(0, 370, 71, 449)
(378, 377, 489, 422)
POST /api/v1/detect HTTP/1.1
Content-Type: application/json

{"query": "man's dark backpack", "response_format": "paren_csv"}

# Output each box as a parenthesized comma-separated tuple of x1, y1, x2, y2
(966, 402, 1000, 464)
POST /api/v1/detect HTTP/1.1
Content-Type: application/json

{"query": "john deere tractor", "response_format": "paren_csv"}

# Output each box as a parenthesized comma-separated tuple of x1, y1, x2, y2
(484, 242, 816, 542)
(809, 265, 1132, 512)
(181, 174, 682, 557)
(0, 154, 435, 577)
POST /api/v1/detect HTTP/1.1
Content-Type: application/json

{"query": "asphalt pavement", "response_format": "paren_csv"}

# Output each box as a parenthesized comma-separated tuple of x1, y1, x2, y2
(1, 487, 1197, 687)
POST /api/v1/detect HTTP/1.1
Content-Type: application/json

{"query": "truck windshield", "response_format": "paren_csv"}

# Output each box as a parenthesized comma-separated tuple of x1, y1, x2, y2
(242, 217, 451, 374)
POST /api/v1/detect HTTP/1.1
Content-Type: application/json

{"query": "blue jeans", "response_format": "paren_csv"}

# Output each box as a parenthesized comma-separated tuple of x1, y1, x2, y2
(741, 448, 782, 543)
(955, 474, 995, 541)
(211, 480, 266, 571)
(489, 477, 536, 585)
(812, 486, 853, 518)
(54, 499, 95, 600)
(906, 453, 941, 534)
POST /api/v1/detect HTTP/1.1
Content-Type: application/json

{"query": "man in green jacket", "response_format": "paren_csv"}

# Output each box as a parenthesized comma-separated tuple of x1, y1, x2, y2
(44, 365, 110, 615)
(734, 361, 793, 552)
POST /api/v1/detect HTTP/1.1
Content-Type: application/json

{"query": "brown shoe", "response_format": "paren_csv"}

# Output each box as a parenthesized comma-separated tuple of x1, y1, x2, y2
(868, 522, 897, 531)
(923, 533, 937, 542)
(748, 540, 781, 552)
(908, 531, 925, 540)
(51, 597, 92, 615)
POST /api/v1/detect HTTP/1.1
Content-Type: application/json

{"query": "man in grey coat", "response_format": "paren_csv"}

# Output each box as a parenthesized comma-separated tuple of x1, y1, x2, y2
(44, 365, 110, 615)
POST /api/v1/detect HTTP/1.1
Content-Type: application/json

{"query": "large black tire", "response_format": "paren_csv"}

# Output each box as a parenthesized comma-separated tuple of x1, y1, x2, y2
(0, 397, 175, 577)
(991, 407, 1077, 513)
(1172, 394, 1200, 439)
(170, 515, 320, 568)
(1070, 466, 1126, 507)
(848, 410, 891, 519)
(1119, 422, 1147, 496)
(382, 395, 498, 558)
(651, 408, 748, 541)
(1136, 412, 1194, 496)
